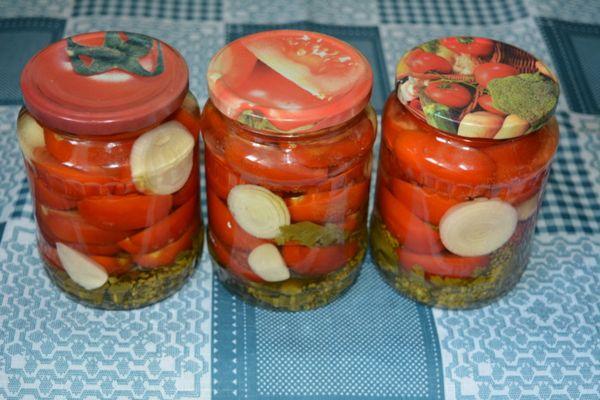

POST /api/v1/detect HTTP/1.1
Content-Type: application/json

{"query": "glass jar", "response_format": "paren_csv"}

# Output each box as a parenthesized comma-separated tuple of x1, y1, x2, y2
(371, 37, 560, 309)
(18, 31, 203, 309)
(202, 30, 375, 310)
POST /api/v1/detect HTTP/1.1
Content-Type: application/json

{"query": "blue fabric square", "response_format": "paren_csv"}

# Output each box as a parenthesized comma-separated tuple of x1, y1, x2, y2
(72, 0, 223, 21)
(537, 18, 600, 114)
(0, 18, 65, 105)
(536, 112, 600, 234)
(212, 261, 443, 399)
(377, 0, 528, 25)
(226, 22, 390, 113)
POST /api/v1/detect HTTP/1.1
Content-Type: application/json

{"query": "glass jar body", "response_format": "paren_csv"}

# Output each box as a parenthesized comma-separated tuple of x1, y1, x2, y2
(202, 100, 376, 310)
(18, 93, 203, 309)
(371, 95, 559, 309)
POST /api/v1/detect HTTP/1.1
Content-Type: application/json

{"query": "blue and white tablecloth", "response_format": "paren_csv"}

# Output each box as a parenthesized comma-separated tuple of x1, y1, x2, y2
(0, 1, 599, 399)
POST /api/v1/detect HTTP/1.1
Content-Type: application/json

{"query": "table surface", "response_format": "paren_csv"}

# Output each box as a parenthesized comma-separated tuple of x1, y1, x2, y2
(0, 1, 599, 399)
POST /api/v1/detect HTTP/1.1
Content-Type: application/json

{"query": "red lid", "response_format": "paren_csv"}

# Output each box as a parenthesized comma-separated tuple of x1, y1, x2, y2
(207, 30, 373, 133)
(21, 31, 189, 135)
(395, 36, 559, 139)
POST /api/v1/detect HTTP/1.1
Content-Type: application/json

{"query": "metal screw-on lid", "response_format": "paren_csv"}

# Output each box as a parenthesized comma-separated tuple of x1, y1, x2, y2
(395, 36, 559, 139)
(21, 31, 189, 135)
(207, 30, 373, 134)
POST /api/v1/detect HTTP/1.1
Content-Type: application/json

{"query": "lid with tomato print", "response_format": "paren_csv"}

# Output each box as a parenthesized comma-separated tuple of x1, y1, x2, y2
(396, 36, 559, 139)
(21, 31, 189, 135)
(206, 30, 373, 133)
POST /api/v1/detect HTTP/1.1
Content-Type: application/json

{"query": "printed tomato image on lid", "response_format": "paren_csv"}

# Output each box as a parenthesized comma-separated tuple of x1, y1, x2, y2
(206, 30, 373, 133)
(21, 31, 189, 135)
(395, 36, 559, 139)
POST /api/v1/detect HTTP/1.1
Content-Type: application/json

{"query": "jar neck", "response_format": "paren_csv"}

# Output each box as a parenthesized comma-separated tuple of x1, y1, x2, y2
(205, 99, 373, 144)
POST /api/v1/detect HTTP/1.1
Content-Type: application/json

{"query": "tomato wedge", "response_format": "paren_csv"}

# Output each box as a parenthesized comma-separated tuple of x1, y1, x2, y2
(377, 185, 444, 254)
(90, 255, 133, 276)
(173, 107, 201, 141)
(44, 129, 134, 171)
(38, 236, 61, 269)
(393, 127, 496, 189)
(118, 195, 198, 254)
(59, 242, 122, 256)
(172, 165, 199, 206)
(311, 157, 371, 193)
(396, 247, 490, 278)
(208, 232, 263, 282)
(33, 178, 78, 210)
(32, 148, 135, 198)
(289, 116, 375, 169)
(205, 149, 243, 200)
(207, 190, 266, 251)
(37, 206, 133, 245)
(133, 223, 197, 268)
(389, 178, 459, 226)
(282, 242, 359, 277)
(224, 136, 327, 187)
(286, 180, 369, 223)
(483, 122, 558, 184)
(78, 194, 173, 231)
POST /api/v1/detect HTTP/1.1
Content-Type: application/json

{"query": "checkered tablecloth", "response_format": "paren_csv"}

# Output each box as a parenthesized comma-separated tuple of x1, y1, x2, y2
(0, 1, 599, 399)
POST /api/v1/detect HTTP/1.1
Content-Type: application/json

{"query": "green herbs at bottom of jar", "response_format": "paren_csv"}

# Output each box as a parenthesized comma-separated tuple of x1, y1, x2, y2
(370, 213, 535, 309)
(211, 239, 366, 312)
(43, 232, 203, 310)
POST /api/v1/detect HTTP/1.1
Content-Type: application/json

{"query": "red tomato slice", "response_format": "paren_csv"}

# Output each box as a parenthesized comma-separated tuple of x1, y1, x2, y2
(90, 255, 133, 276)
(311, 157, 371, 193)
(483, 122, 558, 184)
(224, 135, 328, 187)
(396, 247, 490, 278)
(78, 194, 173, 231)
(335, 211, 365, 233)
(473, 63, 518, 88)
(440, 37, 494, 56)
(32, 148, 135, 198)
(286, 180, 369, 223)
(406, 49, 452, 74)
(478, 94, 506, 116)
(33, 178, 78, 210)
(118, 195, 198, 254)
(44, 128, 134, 171)
(207, 190, 266, 252)
(37, 206, 133, 245)
(393, 123, 496, 189)
(424, 82, 472, 108)
(389, 178, 460, 226)
(204, 149, 244, 200)
(377, 185, 444, 254)
(133, 223, 197, 269)
(38, 235, 61, 269)
(289, 115, 375, 169)
(172, 166, 199, 207)
(172, 107, 201, 141)
(208, 232, 263, 282)
(282, 242, 359, 277)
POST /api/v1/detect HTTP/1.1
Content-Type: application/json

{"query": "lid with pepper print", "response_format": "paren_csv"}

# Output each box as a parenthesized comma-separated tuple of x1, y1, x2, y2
(206, 30, 373, 133)
(396, 36, 560, 139)
(21, 31, 189, 136)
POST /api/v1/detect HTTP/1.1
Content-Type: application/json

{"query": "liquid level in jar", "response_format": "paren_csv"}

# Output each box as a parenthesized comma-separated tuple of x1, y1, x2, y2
(203, 101, 376, 311)
(371, 97, 558, 308)
(17, 93, 204, 309)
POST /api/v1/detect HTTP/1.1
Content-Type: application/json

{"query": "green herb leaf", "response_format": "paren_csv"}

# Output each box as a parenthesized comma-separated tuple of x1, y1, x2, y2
(275, 222, 345, 247)
(487, 73, 559, 127)
(420, 96, 458, 133)
(67, 31, 164, 77)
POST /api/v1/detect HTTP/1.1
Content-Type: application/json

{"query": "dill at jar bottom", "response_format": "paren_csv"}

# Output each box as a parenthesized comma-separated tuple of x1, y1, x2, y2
(370, 213, 535, 309)
(42, 232, 203, 310)
(210, 235, 367, 311)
